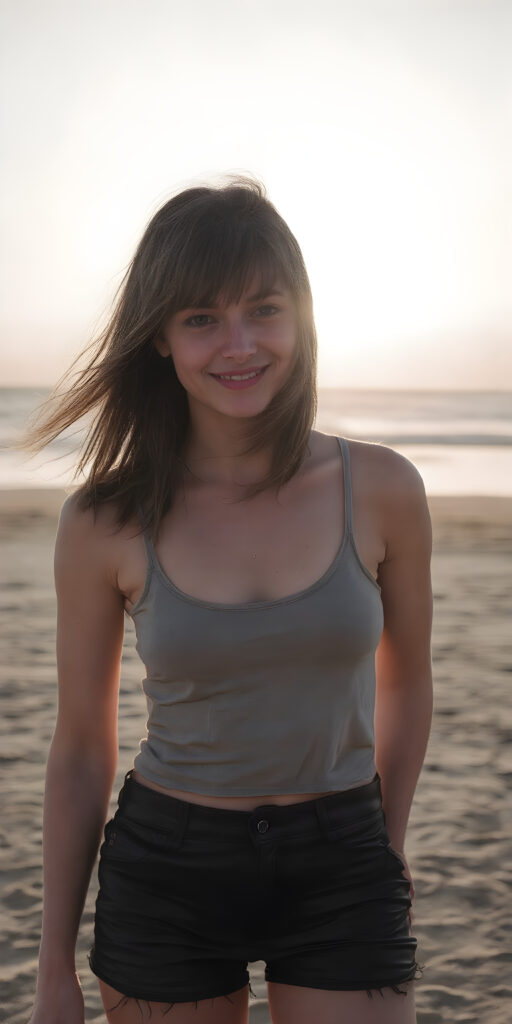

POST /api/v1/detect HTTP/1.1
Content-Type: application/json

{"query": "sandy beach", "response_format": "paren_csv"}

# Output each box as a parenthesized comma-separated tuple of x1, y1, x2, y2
(1, 487, 511, 1023)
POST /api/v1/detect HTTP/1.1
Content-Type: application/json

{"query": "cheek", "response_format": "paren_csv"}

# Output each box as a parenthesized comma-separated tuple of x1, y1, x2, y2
(276, 322, 298, 359)
(170, 342, 206, 377)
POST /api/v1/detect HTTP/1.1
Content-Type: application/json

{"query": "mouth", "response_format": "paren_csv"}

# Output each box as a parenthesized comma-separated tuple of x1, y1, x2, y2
(209, 365, 269, 389)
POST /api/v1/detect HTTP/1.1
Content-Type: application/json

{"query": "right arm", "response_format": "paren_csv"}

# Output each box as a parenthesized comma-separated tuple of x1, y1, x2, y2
(29, 495, 126, 1023)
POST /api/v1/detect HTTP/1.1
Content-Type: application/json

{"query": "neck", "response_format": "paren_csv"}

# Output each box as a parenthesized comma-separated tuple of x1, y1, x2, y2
(180, 399, 278, 485)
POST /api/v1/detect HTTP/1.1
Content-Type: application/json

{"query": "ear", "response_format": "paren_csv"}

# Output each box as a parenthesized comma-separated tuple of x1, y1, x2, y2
(153, 332, 169, 358)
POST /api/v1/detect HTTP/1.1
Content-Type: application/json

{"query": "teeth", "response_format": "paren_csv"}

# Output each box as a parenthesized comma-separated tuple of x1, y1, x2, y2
(218, 370, 261, 381)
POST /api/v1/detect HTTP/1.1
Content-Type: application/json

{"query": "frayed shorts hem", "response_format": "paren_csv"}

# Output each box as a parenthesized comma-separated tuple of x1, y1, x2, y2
(265, 967, 420, 996)
(88, 950, 251, 1005)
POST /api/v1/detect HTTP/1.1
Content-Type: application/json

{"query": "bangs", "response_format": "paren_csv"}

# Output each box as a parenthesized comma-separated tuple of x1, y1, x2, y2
(166, 217, 296, 313)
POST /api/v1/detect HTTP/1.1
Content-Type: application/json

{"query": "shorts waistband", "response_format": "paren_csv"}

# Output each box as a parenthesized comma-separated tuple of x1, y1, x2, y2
(115, 770, 384, 847)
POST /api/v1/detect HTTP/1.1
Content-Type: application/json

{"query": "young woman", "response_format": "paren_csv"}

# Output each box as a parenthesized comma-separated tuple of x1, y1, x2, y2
(23, 175, 432, 1024)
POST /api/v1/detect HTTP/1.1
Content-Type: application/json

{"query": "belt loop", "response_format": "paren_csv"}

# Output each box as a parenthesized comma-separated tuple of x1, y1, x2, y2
(374, 772, 382, 799)
(314, 796, 332, 839)
(116, 770, 133, 811)
(171, 798, 190, 849)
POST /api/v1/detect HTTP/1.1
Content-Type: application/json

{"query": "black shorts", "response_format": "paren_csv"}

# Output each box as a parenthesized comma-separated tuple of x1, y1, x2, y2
(89, 769, 419, 1004)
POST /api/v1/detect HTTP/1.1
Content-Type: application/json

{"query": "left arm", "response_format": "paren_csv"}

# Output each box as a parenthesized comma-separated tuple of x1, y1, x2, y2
(374, 450, 433, 877)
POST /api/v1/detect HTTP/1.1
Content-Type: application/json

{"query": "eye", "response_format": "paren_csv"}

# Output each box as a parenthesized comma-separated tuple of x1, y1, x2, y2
(253, 305, 280, 317)
(183, 314, 215, 328)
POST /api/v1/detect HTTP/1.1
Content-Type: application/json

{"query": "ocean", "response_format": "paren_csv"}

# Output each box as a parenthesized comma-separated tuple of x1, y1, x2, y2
(1, 387, 511, 496)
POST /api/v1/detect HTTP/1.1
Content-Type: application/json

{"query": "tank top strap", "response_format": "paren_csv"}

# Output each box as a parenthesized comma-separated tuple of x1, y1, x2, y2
(136, 503, 158, 568)
(338, 437, 354, 539)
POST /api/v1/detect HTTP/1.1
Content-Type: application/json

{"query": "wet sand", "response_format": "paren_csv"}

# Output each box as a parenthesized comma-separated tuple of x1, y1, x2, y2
(1, 488, 511, 1023)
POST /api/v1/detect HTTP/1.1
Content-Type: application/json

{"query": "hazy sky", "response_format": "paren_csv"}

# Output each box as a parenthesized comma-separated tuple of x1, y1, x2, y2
(1, 0, 510, 389)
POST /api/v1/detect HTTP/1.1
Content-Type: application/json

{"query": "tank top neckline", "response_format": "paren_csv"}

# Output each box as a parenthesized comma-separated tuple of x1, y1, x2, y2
(133, 436, 379, 614)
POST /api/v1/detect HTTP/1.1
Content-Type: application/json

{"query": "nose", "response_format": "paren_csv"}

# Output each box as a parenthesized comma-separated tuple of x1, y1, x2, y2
(220, 316, 257, 361)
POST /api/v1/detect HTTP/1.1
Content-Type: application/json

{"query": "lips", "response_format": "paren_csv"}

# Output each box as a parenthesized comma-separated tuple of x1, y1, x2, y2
(209, 365, 270, 390)
(210, 366, 268, 378)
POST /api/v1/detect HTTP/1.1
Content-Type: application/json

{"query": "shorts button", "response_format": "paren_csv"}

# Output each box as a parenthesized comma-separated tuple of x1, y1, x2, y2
(257, 819, 269, 833)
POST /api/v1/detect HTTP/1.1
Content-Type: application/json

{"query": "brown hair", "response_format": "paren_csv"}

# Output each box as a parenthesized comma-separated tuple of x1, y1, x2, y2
(13, 173, 318, 543)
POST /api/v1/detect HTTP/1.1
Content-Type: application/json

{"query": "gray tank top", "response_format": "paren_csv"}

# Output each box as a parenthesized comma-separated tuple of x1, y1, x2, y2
(130, 436, 384, 795)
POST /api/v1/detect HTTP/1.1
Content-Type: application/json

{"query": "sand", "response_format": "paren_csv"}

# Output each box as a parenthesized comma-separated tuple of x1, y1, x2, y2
(1, 488, 511, 1023)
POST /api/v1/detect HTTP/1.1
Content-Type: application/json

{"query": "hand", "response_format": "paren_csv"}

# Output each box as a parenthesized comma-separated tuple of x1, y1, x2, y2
(26, 970, 84, 1024)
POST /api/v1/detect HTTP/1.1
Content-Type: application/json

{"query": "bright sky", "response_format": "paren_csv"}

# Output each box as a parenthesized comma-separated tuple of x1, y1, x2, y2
(1, 0, 510, 389)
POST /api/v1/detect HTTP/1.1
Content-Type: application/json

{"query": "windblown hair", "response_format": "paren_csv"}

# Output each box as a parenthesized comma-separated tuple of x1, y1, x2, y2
(14, 173, 318, 543)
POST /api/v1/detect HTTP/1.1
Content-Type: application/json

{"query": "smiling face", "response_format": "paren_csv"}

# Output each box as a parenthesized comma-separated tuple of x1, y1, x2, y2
(155, 277, 298, 423)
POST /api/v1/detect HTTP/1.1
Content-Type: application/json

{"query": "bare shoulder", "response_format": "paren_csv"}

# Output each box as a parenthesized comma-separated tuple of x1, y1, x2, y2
(344, 437, 431, 554)
(58, 489, 122, 531)
(346, 437, 428, 503)
(56, 490, 125, 588)
(345, 437, 425, 492)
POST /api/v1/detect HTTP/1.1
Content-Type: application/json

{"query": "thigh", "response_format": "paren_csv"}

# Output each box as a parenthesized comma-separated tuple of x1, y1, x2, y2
(267, 980, 416, 1024)
(99, 978, 250, 1024)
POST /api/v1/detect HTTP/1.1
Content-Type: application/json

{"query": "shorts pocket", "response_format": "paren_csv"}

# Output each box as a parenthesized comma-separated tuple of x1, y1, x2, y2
(323, 808, 385, 845)
(100, 817, 149, 864)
